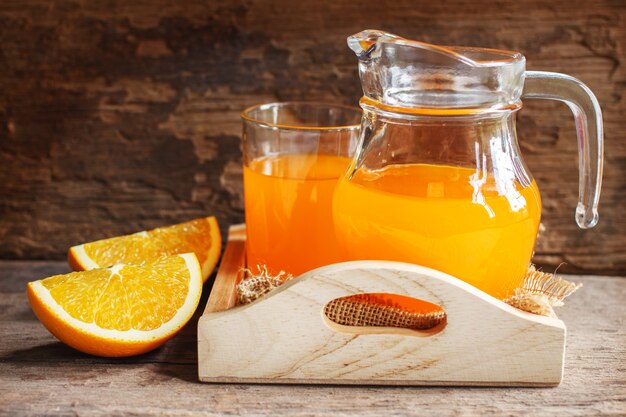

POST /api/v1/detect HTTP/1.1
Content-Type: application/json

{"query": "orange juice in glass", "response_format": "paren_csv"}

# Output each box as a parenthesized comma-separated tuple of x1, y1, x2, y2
(241, 102, 361, 277)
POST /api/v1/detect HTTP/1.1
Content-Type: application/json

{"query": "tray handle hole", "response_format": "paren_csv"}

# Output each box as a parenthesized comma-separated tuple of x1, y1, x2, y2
(323, 293, 446, 336)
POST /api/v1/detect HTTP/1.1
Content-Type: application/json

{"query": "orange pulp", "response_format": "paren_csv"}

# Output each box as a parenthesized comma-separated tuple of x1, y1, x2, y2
(243, 154, 351, 276)
(333, 163, 542, 300)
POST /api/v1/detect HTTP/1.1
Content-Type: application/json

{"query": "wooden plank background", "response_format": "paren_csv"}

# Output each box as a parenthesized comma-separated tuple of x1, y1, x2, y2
(0, 0, 624, 275)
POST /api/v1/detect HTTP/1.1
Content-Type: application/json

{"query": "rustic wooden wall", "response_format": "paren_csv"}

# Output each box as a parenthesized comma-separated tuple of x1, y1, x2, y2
(0, 0, 624, 275)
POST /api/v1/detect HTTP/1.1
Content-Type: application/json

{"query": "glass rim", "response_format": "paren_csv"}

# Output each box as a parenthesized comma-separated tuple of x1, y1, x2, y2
(241, 101, 362, 132)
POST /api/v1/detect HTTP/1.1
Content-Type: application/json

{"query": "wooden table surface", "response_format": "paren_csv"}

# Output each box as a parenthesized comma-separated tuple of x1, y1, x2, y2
(1, 261, 624, 416)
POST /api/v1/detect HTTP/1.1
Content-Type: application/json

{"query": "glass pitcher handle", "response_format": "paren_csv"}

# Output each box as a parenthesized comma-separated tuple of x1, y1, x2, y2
(523, 71, 604, 229)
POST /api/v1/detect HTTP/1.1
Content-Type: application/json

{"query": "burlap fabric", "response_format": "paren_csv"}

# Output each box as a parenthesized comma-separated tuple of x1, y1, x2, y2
(324, 294, 447, 330)
(237, 265, 580, 330)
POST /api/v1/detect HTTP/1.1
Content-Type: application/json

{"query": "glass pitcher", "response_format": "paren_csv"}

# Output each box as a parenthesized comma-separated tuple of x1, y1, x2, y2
(333, 30, 603, 300)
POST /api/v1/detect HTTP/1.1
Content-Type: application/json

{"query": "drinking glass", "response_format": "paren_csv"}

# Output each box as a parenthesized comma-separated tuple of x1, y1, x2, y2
(241, 102, 361, 277)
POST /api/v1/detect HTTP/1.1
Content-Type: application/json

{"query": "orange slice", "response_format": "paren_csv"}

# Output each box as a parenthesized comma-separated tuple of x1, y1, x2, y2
(68, 217, 221, 282)
(27, 253, 202, 357)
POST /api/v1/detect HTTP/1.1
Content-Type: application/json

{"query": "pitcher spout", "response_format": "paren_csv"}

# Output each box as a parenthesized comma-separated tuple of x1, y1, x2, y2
(348, 29, 479, 65)
(347, 29, 526, 111)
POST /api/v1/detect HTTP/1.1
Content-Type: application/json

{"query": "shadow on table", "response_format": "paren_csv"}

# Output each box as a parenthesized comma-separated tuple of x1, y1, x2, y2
(3, 334, 199, 384)
(152, 278, 213, 384)
(3, 341, 88, 362)
(2, 340, 166, 365)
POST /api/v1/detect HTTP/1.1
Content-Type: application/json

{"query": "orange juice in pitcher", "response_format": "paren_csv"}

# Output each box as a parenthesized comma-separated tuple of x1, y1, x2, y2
(334, 163, 542, 299)
(332, 30, 603, 300)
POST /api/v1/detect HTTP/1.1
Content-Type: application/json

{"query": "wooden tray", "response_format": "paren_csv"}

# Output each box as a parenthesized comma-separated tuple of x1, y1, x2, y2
(198, 225, 566, 386)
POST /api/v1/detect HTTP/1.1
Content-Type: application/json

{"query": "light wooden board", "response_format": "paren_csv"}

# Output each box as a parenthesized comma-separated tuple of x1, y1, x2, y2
(198, 226, 566, 386)
(203, 224, 246, 314)
(1, 261, 624, 416)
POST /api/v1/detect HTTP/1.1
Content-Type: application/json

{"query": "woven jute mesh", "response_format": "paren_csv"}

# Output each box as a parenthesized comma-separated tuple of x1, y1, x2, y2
(503, 265, 582, 318)
(238, 265, 291, 304)
(237, 264, 580, 329)
(324, 295, 446, 330)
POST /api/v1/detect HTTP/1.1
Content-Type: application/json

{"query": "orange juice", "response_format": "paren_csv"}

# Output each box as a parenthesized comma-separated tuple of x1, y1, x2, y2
(332, 163, 542, 299)
(244, 154, 351, 276)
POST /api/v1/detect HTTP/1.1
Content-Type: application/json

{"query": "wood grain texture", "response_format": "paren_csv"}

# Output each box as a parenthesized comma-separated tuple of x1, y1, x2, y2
(199, 258, 566, 386)
(203, 224, 245, 314)
(0, 0, 625, 275)
(1, 261, 624, 416)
